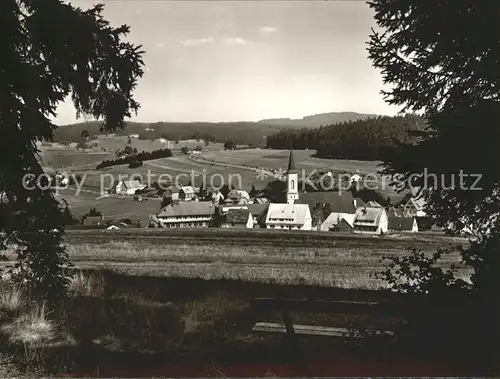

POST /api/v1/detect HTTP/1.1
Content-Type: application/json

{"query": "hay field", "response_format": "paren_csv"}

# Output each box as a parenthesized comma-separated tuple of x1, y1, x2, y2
(53, 230, 470, 290)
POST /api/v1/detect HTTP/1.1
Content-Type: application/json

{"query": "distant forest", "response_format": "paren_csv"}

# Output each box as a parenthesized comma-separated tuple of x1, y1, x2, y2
(266, 114, 427, 160)
(53, 121, 303, 147)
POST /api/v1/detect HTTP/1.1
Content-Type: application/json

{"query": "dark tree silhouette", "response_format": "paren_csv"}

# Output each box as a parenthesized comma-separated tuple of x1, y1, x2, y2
(368, 0, 500, 360)
(0, 1, 144, 303)
(249, 184, 258, 197)
(224, 140, 235, 150)
(80, 130, 90, 140)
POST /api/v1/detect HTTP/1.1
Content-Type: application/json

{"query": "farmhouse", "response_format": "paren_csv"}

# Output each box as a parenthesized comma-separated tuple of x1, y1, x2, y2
(246, 203, 269, 228)
(156, 201, 215, 228)
(353, 207, 388, 235)
(179, 186, 196, 201)
(320, 212, 354, 232)
(388, 216, 418, 233)
(222, 209, 254, 229)
(116, 180, 147, 195)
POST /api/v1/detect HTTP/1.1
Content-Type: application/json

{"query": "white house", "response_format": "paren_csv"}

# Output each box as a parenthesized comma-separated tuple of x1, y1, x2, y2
(353, 207, 389, 235)
(115, 180, 147, 195)
(265, 203, 312, 231)
(179, 186, 196, 201)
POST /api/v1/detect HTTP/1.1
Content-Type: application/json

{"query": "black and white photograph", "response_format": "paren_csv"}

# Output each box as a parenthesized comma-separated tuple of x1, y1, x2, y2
(0, 0, 499, 377)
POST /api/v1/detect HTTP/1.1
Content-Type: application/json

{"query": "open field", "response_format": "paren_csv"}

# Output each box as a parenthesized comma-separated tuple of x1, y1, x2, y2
(201, 148, 383, 175)
(91, 135, 224, 153)
(55, 189, 161, 220)
(1, 229, 469, 290)
(39, 148, 114, 170)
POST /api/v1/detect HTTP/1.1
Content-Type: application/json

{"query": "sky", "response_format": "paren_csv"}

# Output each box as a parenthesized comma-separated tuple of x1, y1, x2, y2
(55, 0, 400, 125)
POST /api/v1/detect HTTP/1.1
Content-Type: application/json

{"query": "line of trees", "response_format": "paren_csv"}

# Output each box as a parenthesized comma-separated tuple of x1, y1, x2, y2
(266, 114, 426, 160)
(96, 148, 173, 169)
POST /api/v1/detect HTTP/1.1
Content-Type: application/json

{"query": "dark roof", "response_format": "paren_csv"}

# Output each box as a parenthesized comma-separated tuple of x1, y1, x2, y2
(415, 216, 433, 230)
(157, 201, 214, 217)
(247, 203, 269, 217)
(287, 149, 296, 172)
(247, 203, 269, 224)
(388, 216, 415, 231)
(225, 209, 251, 224)
(299, 191, 355, 213)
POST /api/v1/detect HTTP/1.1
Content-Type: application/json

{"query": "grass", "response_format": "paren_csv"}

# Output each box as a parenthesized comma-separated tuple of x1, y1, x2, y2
(54, 188, 162, 220)
(49, 233, 470, 289)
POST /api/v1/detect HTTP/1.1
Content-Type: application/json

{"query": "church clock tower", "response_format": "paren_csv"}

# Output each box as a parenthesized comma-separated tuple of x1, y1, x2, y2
(286, 149, 299, 204)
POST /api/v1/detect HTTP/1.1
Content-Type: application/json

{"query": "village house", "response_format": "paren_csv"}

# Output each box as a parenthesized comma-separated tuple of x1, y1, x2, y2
(155, 200, 215, 228)
(225, 189, 251, 205)
(265, 203, 312, 230)
(179, 186, 196, 201)
(221, 209, 254, 229)
(388, 216, 418, 233)
(353, 207, 389, 235)
(246, 203, 270, 228)
(299, 191, 356, 231)
(321, 212, 354, 232)
(115, 180, 147, 195)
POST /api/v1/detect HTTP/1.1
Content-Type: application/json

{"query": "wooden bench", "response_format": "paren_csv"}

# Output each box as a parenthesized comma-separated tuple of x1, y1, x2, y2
(251, 296, 407, 357)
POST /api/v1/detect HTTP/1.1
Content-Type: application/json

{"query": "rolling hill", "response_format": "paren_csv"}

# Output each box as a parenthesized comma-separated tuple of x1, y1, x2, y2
(258, 112, 377, 128)
(53, 112, 379, 146)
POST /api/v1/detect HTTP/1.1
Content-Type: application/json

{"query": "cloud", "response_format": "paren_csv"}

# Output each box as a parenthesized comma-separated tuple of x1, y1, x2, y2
(259, 26, 277, 34)
(155, 42, 166, 48)
(180, 37, 215, 47)
(221, 37, 248, 45)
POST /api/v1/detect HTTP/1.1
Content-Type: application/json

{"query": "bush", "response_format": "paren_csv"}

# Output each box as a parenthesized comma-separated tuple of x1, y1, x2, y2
(96, 148, 173, 169)
(128, 160, 143, 168)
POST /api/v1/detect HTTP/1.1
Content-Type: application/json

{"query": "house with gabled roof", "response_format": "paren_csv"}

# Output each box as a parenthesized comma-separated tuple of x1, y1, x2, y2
(156, 201, 214, 228)
(388, 216, 418, 233)
(353, 206, 389, 235)
(320, 212, 354, 232)
(265, 203, 312, 231)
(246, 203, 269, 228)
(179, 186, 196, 201)
(222, 209, 254, 229)
(116, 180, 147, 195)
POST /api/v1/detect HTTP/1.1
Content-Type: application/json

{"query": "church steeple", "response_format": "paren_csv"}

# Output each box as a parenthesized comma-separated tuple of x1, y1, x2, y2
(286, 148, 299, 204)
(287, 148, 296, 173)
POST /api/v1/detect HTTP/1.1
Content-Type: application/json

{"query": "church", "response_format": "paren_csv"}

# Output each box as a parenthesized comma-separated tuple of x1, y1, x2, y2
(264, 150, 312, 230)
